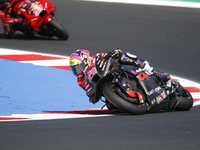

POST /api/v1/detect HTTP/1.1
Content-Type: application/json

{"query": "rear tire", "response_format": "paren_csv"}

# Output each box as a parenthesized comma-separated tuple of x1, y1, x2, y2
(102, 84, 147, 115)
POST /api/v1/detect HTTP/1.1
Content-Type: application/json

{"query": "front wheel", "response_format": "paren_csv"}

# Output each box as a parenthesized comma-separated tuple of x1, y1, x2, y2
(174, 86, 193, 111)
(102, 84, 147, 115)
(46, 19, 69, 40)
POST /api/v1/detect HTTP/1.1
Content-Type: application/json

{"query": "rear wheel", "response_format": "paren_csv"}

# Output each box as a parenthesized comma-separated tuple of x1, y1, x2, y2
(102, 83, 147, 115)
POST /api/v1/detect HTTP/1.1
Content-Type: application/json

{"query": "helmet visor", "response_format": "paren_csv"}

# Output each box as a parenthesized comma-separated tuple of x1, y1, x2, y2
(70, 65, 82, 76)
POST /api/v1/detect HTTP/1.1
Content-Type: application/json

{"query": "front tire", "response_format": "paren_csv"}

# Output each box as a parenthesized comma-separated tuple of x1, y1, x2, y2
(102, 84, 147, 115)
(174, 86, 193, 111)
(46, 19, 69, 40)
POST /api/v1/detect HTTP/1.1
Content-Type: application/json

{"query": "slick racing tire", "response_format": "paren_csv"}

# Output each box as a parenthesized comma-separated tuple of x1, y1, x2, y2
(175, 85, 193, 111)
(47, 19, 69, 40)
(102, 84, 147, 115)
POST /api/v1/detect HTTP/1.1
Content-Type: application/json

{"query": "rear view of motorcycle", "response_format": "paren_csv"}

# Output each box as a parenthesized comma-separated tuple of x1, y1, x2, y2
(81, 54, 193, 115)
(14, 0, 69, 40)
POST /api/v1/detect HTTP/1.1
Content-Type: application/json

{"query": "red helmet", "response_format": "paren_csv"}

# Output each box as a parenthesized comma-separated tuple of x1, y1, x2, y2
(0, 0, 11, 10)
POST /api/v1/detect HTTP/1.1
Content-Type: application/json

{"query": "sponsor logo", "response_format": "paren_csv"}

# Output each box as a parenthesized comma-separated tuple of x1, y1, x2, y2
(85, 84, 90, 90)
(102, 61, 107, 71)
(152, 91, 167, 104)
(138, 73, 149, 81)
(151, 99, 156, 105)
(99, 60, 104, 68)
(29, 2, 43, 16)
(147, 86, 161, 95)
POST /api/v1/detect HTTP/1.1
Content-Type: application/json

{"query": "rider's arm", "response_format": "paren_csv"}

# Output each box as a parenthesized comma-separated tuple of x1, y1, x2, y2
(0, 10, 22, 38)
(77, 77, 86, 90)
(106, 48, 123, 59)
(120, 53, 153, 72)
(77, 77, 96, 103)
(106, 48, 139, 65)
(106, 49, 153, 72)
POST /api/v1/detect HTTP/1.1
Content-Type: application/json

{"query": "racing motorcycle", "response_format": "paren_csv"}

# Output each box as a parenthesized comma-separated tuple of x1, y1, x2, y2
(80, 53, 193, 115)
(12, 0, 68, 40)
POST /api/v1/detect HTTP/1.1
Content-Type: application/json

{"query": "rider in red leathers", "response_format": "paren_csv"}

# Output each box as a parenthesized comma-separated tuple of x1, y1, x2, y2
(0, 0, 32, 38)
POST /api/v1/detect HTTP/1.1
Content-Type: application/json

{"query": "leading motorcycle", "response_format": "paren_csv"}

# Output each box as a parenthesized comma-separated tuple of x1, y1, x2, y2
(12, 0, 69, 40)
(80, 53, 193, 115)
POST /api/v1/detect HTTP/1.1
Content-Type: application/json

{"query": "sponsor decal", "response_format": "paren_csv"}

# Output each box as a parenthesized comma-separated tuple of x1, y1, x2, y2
(85, 84, 90, 90)
(147, 86, 161, 95)
(70, 61, 74, 65)
(151, 99, 156, 105)
(138, 72, 149, 81)
(99, 59, 105, 68)
(22, 4, 27, 8)
(102, 61, 107, 71)
(86, 87, 92, 93)
(29, 2, 43, 16)
(152, 91, 167, 104)
(86, 66, 97, 82)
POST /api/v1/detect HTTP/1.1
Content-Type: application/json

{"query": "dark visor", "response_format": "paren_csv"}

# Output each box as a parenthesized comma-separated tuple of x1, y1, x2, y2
(70, 65, 82, 76)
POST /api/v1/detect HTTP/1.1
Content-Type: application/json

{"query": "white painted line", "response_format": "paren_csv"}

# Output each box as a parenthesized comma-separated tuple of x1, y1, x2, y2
(20, 59, 70, 66)
(171, 75, 200, 88)
(1, 48, 200, 106)
(0, 48, 200, 121)
(0, 48, 69, 58)
(193, 100, 200, 107)
(0, 114, 113, 122)
(82, 0, 200, 8)
(191, 93, 200, 99)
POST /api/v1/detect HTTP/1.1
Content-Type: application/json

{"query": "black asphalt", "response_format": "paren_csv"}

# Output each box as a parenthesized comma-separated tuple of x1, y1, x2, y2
(0, 0, 200, 150)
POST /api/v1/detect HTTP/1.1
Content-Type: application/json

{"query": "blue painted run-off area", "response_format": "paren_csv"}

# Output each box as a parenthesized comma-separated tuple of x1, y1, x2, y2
(0, 59, 104, 116)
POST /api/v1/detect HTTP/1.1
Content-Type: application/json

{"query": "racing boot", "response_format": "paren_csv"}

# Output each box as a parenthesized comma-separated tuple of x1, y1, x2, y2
(106, 100, 120, 112)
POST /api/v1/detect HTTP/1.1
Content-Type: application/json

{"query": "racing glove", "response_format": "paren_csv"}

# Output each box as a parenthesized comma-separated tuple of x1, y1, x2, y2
(13, 18, 23, 24)
(105, 48, 123, 59)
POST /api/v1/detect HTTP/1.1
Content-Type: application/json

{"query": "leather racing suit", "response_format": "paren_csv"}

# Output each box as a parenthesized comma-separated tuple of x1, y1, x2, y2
(76, 49, 170, 105)
(0, 0, 32, 38)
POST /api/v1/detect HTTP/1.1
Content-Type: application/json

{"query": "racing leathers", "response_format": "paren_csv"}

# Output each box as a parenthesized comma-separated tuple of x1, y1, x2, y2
(76, 49, 170, 104)
(0, 0, 31, 38)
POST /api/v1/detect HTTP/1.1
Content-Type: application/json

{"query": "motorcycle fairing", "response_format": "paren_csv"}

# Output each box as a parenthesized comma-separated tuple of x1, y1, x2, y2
(14, 0, 57, 31)
(136, 72, 168, 108)
(84, 57, 116, 103)
(93, 54, 113, 77)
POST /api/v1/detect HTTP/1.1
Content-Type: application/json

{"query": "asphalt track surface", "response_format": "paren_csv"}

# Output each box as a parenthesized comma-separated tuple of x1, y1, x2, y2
(0, 0, 200, 150)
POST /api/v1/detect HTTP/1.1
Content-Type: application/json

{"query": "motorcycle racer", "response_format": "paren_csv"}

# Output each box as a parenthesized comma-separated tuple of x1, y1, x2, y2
(69, 49, 170, 111)
(0, 0, 32, 38)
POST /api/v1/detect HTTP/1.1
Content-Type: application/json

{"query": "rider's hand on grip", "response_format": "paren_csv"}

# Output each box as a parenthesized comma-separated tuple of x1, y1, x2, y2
(13, 18, 22, 24)
(104, 53, 111, 60)
(105, 48, 123, 60)
(111, 48, 123, 59)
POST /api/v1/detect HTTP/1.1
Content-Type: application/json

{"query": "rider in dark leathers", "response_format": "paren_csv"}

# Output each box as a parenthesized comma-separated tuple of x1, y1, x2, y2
(69, 48, 170, 112)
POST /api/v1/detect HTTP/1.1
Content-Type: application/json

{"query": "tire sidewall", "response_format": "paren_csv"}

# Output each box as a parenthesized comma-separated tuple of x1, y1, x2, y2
(103, 83, 147, 115)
